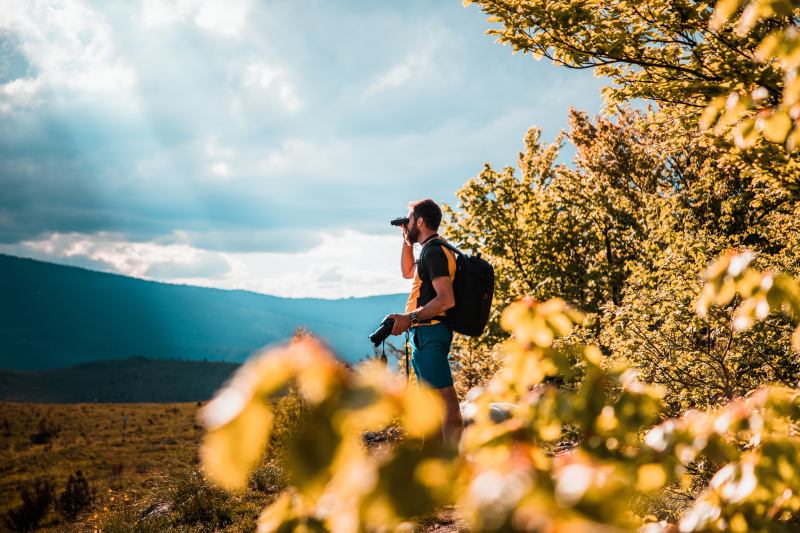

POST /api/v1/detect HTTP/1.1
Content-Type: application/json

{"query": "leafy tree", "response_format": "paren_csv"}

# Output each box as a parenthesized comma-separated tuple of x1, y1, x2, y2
(464, 0, 800, 194)
(445, 106, 800, 410)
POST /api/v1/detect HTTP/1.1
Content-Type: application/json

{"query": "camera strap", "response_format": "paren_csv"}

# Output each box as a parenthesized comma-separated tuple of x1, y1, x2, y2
(405, 330, 410, 381)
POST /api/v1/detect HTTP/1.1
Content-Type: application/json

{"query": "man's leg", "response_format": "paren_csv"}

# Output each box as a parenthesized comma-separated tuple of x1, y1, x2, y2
(435, 385, 463, 446)
(413, 324, 463, 444)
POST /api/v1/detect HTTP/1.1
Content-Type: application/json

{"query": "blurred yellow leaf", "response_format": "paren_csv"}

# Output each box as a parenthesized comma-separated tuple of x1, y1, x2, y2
(759, 111, 793, 142)
(636, 463, 667, 493)
(201, 401, 273, 490)
(710, 0, 743, 30)
(401, 386, 444, 438)
(730, 513, 749, 533)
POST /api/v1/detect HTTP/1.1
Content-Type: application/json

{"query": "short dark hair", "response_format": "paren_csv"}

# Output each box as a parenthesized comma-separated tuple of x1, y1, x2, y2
(408, 198, 442, 231)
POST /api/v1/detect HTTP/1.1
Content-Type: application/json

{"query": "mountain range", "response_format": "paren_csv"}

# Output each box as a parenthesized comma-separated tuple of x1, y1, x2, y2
(0, 253, 407, 371)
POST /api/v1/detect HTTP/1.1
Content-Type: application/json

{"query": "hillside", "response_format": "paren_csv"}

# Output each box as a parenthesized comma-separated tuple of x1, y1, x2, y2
(0, 357, 240, 402)
(0, 253, 407, 370)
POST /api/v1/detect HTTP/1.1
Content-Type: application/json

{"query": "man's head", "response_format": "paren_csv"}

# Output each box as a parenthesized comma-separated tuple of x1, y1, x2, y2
(406, 198, 442, 244)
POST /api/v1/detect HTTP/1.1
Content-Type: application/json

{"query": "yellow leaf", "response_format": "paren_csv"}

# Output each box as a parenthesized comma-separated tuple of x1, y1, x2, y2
(637, 463, 668, 492)
(733, 117, 757, 148)
(539, 423, 562, 441)
(257, 492, 292, 533)
(730, 513, 749, 533)
(200, 401, 274, 490)
(699, 96, 726, 130)
(401, 386, 444, 438)
(710, 0, 743, 30)
(585, 345, 603, 366)
(755, 32, 782, 63)
(760, 111, 793, 142)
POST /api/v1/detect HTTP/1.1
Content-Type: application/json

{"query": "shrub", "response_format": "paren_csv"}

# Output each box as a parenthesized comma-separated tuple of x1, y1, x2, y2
(250, 461, 287, 494)
(29, 418, 59, 445)
(169, 470, 233, 528)
(451, 338, 502, 398)
(55, 470, 95, 521)
(4, 479, 55, 532)
(100, 505, 171, 533)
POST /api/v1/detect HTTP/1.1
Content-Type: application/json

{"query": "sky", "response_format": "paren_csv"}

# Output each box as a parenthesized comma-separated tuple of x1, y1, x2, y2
(0, 0, 605, 299)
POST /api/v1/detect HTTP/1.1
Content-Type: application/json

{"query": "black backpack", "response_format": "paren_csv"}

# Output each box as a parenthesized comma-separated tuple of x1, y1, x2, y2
(420, 238, 495, 337)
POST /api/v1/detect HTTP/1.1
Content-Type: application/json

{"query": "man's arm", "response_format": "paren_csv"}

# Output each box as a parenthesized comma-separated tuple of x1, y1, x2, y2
(414, 276, 455, 319)
(390, 275, 454, 335)
(400, 240, 415, 279)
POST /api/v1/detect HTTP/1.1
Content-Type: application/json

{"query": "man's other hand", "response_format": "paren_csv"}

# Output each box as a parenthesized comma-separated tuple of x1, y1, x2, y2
(388, 313, 411, 335)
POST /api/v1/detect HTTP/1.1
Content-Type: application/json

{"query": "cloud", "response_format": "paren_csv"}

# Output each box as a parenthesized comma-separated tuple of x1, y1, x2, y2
(141, 0, 197, 27)
(363, 29, 446, 98)
(0, 77, 41, 114)
(366, 51, 432, 97)
(142, 0, 250, 37)
(0, 0, 136, 109)
(210, 161, 232, 178)
(0, 0, 606, 296)
(9, 232, 232, 279)
(0, 230, 410, 299)
(167, 228, 323, 253)
(194, 0, 249, 36)
(241, 62, 302, 111)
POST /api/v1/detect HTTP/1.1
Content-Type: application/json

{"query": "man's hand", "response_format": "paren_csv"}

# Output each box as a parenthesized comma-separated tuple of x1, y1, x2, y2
(388, 313, 411, 335)
(401, 224, 412, 246)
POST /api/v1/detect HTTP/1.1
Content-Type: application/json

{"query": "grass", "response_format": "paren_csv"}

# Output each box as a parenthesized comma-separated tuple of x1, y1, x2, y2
(0, 397, 302, 531)
(0, 390, 465, 531)
(0, 402, 203, 518)
(0, 401, 205, 529)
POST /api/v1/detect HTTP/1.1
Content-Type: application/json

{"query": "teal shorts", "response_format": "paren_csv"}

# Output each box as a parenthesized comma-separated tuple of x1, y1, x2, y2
(410, 322, 454, 389)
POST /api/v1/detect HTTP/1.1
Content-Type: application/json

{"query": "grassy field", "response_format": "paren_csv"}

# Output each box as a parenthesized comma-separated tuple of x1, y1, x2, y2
(0, 401, 283, 531)
(0, 402, 201, 501)
(0, 397, 464, 532)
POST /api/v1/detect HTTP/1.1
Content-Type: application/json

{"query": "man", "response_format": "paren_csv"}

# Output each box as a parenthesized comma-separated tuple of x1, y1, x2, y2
(388, 198, 463, 445)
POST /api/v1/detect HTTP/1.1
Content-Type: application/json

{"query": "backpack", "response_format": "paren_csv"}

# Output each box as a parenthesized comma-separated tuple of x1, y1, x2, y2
(420, 238, 495, 337)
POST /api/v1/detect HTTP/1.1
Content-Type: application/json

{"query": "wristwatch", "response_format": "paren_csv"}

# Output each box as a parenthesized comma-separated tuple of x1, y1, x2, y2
(409, 311, 420, 327)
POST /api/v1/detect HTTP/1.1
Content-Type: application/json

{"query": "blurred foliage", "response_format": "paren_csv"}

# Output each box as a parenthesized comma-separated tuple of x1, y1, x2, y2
(199, 336, 451, 531)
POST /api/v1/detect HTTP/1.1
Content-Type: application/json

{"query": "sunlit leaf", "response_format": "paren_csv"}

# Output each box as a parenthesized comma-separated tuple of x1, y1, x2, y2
(200, 401, 274, 490)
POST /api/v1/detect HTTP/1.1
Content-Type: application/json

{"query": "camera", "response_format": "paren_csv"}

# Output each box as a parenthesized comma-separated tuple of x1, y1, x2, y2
(369, 316, 394, 346)
(390, 217, 409, 227)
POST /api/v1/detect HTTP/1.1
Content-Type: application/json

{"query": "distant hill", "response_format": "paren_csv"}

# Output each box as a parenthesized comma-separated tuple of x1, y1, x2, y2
(0, 357, 240, 402)
(0, 253, 407, 370)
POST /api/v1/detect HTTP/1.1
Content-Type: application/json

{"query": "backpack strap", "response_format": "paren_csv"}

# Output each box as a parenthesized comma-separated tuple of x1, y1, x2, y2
(419, 238, 463, 263)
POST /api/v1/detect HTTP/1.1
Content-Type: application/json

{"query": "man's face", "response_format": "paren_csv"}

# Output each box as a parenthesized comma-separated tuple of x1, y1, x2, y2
(406, 209, 421, 244)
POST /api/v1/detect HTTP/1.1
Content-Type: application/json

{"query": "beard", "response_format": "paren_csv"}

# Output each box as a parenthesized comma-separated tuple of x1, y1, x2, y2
(407, 224, 420, 244)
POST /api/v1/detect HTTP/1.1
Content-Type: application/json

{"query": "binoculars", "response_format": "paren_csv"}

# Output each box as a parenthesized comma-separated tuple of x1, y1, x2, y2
(390, 217, 409, 227)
